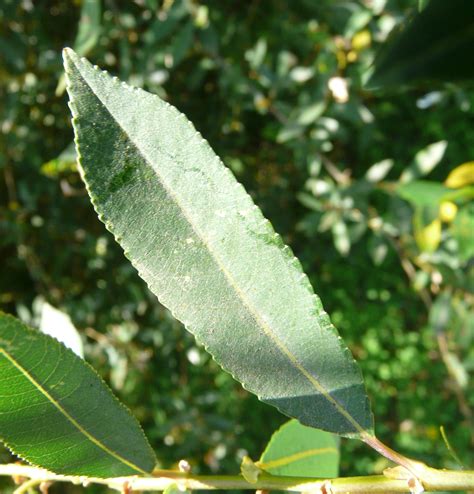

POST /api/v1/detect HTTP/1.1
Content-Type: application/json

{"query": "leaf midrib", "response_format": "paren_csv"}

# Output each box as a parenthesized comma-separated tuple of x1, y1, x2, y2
(258, 447, 338, 470)
(0, 347, 148, 475)
(70, 54, 367, 435)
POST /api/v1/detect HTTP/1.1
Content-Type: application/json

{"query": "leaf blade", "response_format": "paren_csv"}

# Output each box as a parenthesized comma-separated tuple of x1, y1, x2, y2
(64, 48, 374, 438)
(258, 419, 339, 478)
(0, 312, 156, 477)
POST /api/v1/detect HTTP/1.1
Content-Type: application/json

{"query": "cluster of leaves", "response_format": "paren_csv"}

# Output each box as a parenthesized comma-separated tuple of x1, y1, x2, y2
(0, 1, 473, 492)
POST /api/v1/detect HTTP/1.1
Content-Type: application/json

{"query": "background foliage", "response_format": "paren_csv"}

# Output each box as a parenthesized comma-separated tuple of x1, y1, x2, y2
(0, 0, 472, 492)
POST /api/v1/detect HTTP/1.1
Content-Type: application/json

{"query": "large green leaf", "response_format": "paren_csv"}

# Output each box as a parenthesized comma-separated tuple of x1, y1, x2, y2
(368, 0, 474, 87)
(258, 419, 339, 478)
(64, 48, 373, 438)
(0, 312, 156, 477)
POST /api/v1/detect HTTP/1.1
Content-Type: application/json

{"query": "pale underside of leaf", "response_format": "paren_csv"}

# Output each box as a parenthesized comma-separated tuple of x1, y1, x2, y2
(64, 48, 374, 438)
(0, 312, 156, 477)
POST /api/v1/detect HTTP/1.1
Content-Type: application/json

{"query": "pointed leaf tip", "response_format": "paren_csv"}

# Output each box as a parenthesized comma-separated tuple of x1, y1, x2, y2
(62, 47, 75, 65)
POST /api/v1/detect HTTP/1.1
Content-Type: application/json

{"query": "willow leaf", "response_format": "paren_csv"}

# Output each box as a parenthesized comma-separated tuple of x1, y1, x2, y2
(0, 312, 156, 477)
(258, 419, 339, 478)
(64, 48, 374, 438)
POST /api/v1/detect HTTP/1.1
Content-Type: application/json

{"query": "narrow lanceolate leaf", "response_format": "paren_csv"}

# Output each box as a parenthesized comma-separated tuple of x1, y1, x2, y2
(0, 312, 156, 477)
(258, 420, 339, 478)
(64, 48, 374, 438)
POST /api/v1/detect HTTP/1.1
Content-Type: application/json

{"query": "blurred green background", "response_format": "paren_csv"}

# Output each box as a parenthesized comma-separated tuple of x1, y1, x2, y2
(0, 1, 472, 492)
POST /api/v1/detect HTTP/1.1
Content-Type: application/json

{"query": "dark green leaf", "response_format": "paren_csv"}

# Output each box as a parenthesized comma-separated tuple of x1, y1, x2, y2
(64, 48, 374, 439)
(0, 312, 156, 477)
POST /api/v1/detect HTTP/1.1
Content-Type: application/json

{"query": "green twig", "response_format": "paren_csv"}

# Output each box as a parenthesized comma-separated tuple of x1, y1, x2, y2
(0, 463, 473, 493)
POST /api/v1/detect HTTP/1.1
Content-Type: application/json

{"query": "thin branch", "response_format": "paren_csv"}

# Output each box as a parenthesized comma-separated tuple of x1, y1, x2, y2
(0, 463, 473, 493)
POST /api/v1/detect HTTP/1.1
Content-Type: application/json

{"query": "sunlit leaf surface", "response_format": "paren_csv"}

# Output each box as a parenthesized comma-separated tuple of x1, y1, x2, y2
(64, 48, 373, 438)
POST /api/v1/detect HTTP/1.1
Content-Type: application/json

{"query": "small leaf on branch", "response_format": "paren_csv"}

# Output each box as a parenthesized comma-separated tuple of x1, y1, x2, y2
(241, 456, 263, 483)
(258, 419, 339, 478)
